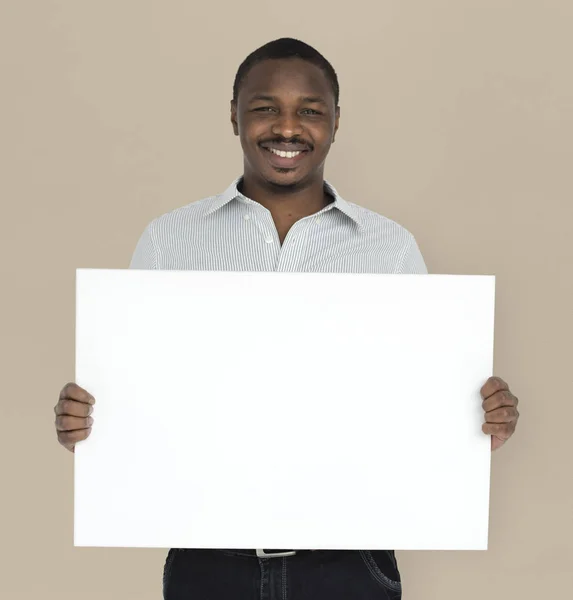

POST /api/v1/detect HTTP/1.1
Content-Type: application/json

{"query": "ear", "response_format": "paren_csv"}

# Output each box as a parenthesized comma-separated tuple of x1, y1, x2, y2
(230, 100, 239, 136)
(333, 105, 340, 143)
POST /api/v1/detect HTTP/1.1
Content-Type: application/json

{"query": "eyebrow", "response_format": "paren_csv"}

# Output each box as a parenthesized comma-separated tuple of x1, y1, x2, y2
(247, 94, 328, 106)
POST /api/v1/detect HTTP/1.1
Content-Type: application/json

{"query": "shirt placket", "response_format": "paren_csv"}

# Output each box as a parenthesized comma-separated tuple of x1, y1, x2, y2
(242, 198, 333, 272)
(279, 205, 335, 271)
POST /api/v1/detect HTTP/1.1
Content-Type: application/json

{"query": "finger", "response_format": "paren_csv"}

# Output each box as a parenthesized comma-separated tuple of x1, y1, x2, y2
(482, 421, 516, 439)
(58, 427, 92, 446)
(55, 415, 93, 432)
(484, 406, 519, 424)
(482, 390, 518, 412)
(55, 398, 93, 418)
(480, 376, 509, 399)
(59, 382, 95, 405)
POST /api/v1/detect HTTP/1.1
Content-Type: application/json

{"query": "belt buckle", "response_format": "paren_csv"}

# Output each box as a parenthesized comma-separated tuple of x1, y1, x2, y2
(255, 549, 297, 558)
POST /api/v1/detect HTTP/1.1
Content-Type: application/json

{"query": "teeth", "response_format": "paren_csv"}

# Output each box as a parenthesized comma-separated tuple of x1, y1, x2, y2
(269, 148, 302, 158)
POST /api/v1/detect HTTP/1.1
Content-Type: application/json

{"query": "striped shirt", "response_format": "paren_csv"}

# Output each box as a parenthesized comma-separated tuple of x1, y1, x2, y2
(129, 175, 427, 275)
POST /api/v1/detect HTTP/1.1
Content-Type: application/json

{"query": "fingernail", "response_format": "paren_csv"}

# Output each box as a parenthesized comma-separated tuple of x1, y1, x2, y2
(88, 405, 93, 415)
(87, 417, 94, 426)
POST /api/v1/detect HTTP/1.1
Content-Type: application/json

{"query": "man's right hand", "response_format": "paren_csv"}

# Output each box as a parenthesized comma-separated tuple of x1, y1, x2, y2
(55, 382, 95, 452)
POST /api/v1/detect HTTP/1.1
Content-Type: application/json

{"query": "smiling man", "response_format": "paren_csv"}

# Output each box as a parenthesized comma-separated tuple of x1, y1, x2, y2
(233, 52, 340, 247)
(54, 38, 520, 599)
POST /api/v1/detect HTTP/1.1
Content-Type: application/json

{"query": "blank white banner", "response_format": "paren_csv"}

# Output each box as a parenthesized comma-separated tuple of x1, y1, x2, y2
(74, 269, 495, 550)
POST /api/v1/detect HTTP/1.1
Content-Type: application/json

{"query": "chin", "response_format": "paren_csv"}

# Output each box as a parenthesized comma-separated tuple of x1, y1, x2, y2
(264, 170, 304, 188)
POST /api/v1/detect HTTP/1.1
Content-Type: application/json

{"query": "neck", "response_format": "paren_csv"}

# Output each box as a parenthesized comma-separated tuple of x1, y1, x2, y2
(239, 174, 332, 222)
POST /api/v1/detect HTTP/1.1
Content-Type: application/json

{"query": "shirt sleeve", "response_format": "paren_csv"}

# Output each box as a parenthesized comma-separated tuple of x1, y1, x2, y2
(397, 235, 428, 274)
(129, 222, 158, 269)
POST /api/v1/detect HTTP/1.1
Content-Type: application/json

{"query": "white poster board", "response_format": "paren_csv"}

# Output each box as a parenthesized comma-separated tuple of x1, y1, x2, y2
(75, 269, 494, 550)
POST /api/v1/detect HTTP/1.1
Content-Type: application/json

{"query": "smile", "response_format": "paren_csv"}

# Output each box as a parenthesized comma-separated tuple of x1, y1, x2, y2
(260, 145, 310, 168)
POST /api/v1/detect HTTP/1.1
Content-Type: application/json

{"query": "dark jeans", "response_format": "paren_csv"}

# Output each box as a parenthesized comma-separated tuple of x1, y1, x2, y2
(163, 548, 402, 599)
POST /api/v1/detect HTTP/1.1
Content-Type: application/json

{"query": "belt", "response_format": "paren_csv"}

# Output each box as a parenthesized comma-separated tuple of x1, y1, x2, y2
(256, 549, 316, 558)
(223, 549, 318, 558)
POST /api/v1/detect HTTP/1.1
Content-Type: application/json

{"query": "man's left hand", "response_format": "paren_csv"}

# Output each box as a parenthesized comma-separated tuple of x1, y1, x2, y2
(481, 376, 520, 451)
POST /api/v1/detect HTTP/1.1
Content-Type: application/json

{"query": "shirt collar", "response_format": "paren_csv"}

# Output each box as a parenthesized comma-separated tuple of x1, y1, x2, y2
(206, 175, 363, 230)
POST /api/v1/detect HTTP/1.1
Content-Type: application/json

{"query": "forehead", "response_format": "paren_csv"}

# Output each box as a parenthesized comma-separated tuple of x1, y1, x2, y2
(240, 58, 332, 102)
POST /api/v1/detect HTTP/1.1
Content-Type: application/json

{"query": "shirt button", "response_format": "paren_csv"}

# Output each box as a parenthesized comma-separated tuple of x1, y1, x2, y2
(315, 217, 321, 224)
(265, 237, 273, 244)
(243, 214, 250, 221)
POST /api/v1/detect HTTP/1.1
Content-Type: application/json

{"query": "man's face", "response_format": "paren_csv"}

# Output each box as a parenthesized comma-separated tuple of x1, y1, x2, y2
(231, 58, 340, 189)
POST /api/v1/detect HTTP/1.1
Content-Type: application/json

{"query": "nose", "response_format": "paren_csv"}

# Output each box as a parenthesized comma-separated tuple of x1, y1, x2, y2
(271, 113, 304, 138)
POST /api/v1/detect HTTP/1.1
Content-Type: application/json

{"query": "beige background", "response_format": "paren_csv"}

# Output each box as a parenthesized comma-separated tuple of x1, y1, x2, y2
(1, 1, 571, 598)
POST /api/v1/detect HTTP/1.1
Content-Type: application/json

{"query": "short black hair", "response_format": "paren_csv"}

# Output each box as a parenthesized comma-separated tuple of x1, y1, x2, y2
(232, 37, 339, 107)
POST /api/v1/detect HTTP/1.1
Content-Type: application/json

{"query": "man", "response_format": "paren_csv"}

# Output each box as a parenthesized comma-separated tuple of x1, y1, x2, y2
(54, 37, 520, 599)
